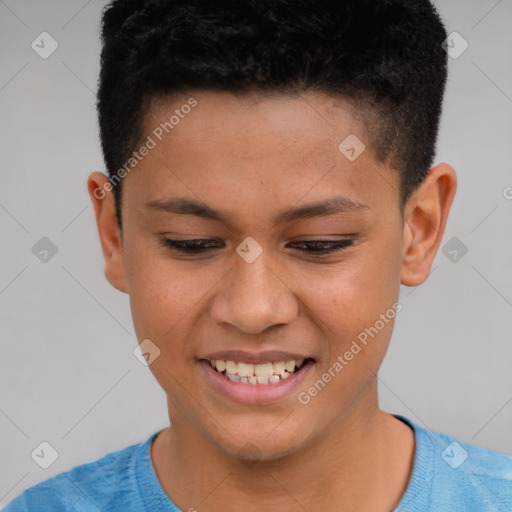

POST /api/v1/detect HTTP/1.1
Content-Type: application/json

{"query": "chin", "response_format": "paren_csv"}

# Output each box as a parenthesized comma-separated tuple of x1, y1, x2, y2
(213, 422, 314, 464)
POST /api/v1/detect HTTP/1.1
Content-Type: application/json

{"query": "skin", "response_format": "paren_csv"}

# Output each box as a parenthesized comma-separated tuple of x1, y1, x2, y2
(87, 90, 457, 512)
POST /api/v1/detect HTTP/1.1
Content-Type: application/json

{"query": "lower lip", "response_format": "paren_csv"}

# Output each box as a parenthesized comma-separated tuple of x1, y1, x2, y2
(199, 359, 314, 405)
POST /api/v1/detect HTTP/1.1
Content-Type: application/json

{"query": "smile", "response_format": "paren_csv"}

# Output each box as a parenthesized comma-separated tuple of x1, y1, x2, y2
(199, 356, 315, 404)
(209, 358, 307, 384)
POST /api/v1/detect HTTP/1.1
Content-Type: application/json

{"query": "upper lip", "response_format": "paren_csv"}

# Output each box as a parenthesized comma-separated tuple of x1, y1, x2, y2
(200, 350, 313, 365)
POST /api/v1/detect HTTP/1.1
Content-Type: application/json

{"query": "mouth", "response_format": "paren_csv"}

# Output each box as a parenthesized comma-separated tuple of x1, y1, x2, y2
(198, 355, 315, 404)
(206, 358, 312, 384)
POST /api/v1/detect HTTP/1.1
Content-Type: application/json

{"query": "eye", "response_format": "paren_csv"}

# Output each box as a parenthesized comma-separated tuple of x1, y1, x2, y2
(162, 238, 354, 255)
(162, 238, 223, 253)
(287, 239, 354, 254)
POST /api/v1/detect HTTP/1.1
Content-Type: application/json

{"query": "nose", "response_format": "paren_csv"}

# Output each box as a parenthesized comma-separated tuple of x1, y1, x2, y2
(209, 250, 299, 334)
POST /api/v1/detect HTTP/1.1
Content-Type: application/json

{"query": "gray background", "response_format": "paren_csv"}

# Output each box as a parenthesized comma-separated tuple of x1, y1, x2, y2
(1, 0, 511, 507)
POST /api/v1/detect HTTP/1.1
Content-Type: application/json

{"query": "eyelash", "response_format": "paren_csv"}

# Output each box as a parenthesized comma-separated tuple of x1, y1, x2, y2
(162, 238, 354, 256)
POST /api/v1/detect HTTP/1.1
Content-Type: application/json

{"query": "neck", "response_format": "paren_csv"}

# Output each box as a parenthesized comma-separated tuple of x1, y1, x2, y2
(151, 385, 415, 512)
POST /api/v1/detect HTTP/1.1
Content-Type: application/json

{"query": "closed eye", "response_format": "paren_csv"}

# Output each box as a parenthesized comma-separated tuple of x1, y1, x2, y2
(287, 240, 354, 253)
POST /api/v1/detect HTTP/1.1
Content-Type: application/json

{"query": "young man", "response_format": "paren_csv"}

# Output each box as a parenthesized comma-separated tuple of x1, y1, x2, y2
(5, 0, 512, 510)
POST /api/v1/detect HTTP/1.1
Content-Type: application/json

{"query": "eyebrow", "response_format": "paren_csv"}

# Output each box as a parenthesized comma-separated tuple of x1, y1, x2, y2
(145, 195, 370, 224)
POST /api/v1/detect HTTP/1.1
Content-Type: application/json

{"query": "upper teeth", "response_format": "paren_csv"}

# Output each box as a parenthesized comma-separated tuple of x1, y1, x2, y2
(210, 359, 305, 378)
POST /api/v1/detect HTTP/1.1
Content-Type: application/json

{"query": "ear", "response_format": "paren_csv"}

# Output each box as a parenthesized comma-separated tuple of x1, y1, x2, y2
(87, 172, 128, 293)
(400, 163, 457, 287)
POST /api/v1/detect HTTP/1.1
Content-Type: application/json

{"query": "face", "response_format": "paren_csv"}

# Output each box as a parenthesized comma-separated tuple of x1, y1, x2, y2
(89, 90, 451, 462)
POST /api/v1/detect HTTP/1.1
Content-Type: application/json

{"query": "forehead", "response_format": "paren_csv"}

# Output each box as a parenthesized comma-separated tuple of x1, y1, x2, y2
(143, 90, 364, 156)
(125, 90, 400, 221)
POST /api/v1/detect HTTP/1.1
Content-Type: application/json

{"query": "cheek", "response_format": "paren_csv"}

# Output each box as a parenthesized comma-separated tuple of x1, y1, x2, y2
(124, 240, 196, 337)
(301, 239, 402, 364)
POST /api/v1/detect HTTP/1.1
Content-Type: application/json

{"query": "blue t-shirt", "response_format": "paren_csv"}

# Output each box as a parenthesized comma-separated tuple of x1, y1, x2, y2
(3, 415, 512, 511)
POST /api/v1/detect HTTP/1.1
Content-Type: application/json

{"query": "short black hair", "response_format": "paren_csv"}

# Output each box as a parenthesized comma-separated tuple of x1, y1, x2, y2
(96, 0, 448, 229)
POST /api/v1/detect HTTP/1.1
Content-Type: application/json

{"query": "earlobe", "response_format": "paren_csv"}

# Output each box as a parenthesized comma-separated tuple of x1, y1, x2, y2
(87, 171, 128, 293)
(400, 163, 457, 287)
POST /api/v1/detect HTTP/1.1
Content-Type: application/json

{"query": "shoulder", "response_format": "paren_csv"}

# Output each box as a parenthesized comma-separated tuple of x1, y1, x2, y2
(399, 415, 512, 511)
(3, 433, 157, 512)
(431, 428, 512, 499)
